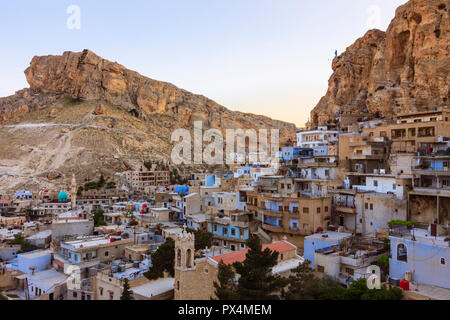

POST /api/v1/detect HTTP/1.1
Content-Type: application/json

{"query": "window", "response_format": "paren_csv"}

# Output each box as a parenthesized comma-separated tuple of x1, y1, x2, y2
(345, 268, 354, 276)
(325, 206, 329, 213)
(214, 225, 217, 232)
(441, 258, 446, 265)
(303, 207, 309, 214)
(109, 292, 114, 300)
(317, 265, 325, 273)
(370, 204, 374, 210)
(231, 229, 236, 236)
(73, 292, 77, 298)
(177, 249, 182, 267)
(99, 288, 103, 296)
(317, 207, 321, 214)
(365, 203, 368, 210)
(280, 254, 284, 260)
(205, 268, 209, 274)
(397, 244, 407, 262)
(105, 251, 109, 257)
(373, 180, 378, 187)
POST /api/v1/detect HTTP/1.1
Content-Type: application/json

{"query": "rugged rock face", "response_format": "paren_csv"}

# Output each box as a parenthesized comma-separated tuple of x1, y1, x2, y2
(2, 49, 295, 139)
(0, 50, 296, 192)
(311, 0, 449, 126)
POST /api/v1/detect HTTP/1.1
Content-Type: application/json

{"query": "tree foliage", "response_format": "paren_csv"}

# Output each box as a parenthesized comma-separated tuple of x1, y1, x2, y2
(144, 238, 175, 280)
(10, 234, 38, 254)
(186, 228, 213, 251)
(232, 236, 287, 300)
(213, 262, 239, 300)
(93, 209, 106, 227)
(120, 278, 134, 300)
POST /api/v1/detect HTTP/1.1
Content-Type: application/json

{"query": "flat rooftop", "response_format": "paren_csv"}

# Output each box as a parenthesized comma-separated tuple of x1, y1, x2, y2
(305, 231, 353, 242)
(132, 277, 174, 298)
(63, 237, 111, 249)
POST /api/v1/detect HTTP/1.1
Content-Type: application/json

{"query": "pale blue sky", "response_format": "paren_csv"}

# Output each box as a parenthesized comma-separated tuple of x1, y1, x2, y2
(0, 0, 407, 126)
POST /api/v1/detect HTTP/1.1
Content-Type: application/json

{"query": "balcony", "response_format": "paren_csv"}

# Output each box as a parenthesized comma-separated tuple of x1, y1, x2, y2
(261, 224, 283, 233)
(350, 153, 385, 160)
(335, 206, 357, 214)
(261, 209, 283, 218)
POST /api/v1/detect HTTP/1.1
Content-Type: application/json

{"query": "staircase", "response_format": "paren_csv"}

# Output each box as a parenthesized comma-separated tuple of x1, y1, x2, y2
(253, 226, 272, 244)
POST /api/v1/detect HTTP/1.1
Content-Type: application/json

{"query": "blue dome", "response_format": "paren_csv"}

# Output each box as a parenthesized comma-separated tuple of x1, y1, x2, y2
(58, 191, 68, 203)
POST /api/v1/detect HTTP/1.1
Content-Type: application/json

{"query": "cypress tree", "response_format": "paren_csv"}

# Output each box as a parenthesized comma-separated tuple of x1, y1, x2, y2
(120, 278, 134, 300)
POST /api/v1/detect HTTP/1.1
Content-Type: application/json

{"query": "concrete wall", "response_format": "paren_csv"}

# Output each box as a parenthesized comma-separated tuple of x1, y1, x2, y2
(52, 220, 94, 241)
(17, 252, 51, 274)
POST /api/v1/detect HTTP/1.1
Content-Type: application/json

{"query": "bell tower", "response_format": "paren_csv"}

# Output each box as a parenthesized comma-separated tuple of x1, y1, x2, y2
(174, 225, 195, 300)
(70, 173, 77, 210)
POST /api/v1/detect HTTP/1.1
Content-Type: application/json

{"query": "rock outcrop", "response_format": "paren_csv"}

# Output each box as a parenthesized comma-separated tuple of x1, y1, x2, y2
(0, 50, 296, 192)
(1, 49, 295, 140)
(311, 0, 449, 126)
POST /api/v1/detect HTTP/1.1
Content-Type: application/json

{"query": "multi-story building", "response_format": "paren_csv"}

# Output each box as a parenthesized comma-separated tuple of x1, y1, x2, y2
(296, 126, 339, 148)
(409, 155, 450, 226)
(208, 211, 254, 251)
(122, 170, 170, 191)
(314, 235, 387, 286)
(363, 107, 450, 154)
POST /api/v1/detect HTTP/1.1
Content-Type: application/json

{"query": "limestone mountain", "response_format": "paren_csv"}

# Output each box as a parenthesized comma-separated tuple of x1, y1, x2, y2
(311, 0, 449, 126)
(0, 50, 296, 192)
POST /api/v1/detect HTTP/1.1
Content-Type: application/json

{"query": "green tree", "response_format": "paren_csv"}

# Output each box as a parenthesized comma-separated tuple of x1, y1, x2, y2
(77, 186, 83, 197)
(187, 228, 213, 251)
(144, 238, 175, 280)
(98, 174, 106, 188)
(232, 236, 287, 300)
(285, 260, 323, 300)
(213, 262, 239, 300)
(342, 279, 403, 300)
(10, 234, 37, 254)
(120, 278, 134, 300)
(377, 255, 390, 278)
(93, 209, 106, 227)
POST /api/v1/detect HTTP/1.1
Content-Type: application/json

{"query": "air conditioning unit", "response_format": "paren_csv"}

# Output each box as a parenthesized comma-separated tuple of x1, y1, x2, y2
(380, 169, 386, 175)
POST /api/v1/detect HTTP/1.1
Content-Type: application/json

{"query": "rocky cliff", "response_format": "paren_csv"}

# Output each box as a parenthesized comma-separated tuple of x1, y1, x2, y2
(311, 0, 449, 126)
(0, 50, 296, 192)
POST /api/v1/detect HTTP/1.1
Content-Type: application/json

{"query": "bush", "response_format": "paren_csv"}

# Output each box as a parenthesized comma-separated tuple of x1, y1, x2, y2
(388, 220, 416, 229)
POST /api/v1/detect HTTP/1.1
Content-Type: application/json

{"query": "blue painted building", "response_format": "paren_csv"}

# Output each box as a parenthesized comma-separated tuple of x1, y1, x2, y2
(174, 185, 189, 196)
(281, 147, 313, 162)
(389, 229, 450, 289)
(14, 190, 33, 200)
(313, 145, 328, 156)
(16, 250, 52, 274)
(303, 232, 352, 268)
(209, 213, 251, 251)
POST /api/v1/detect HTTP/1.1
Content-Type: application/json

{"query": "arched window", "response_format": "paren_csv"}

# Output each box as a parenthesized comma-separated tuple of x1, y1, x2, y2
(177, 249, 182, 267)
(186, 249, 192, 268)
(397, 243, 407, 262)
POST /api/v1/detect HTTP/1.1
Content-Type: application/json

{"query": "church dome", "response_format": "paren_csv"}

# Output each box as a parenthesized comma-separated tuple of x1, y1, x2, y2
(58, 191, 68, 202)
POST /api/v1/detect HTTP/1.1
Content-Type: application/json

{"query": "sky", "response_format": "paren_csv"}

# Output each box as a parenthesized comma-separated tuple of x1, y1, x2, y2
(0, 0, 407, 127)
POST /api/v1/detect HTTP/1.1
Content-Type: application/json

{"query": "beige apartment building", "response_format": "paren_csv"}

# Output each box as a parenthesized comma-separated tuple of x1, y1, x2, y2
(363, 108, 450, 154)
